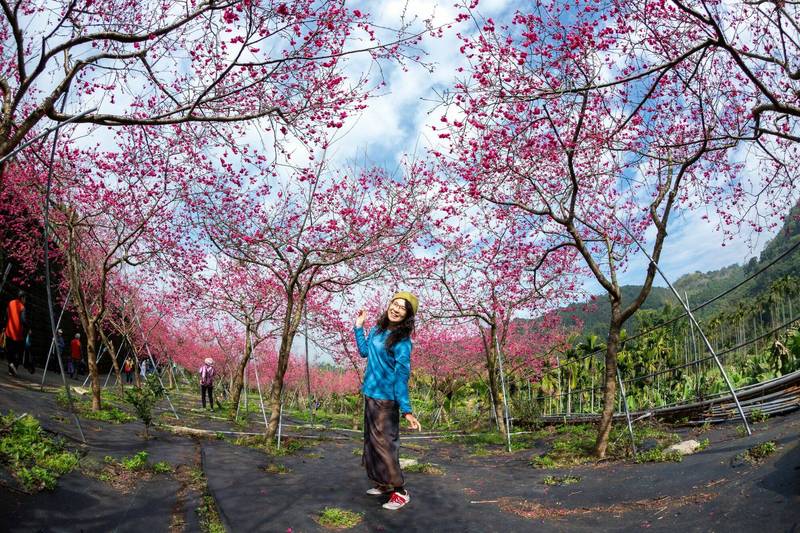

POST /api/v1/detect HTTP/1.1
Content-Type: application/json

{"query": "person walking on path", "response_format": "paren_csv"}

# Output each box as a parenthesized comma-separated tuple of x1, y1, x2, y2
(5, 290, 27, 376)
(123, 357, 134, 384)
(354, 291, 422, 511)
(56, 329, 66, 372)
(69, 333, 82, 379)
(199, 358, 215, 411)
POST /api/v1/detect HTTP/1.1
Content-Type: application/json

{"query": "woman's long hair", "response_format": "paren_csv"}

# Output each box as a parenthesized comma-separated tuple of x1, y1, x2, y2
(377, 299, 415, 353)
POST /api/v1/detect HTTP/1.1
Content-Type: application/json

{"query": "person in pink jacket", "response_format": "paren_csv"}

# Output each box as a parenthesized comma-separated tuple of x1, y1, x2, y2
(199, 358, 216, 411)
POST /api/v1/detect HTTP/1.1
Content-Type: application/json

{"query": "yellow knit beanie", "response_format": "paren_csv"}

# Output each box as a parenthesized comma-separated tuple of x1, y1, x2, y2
(392, 291, 419, 315)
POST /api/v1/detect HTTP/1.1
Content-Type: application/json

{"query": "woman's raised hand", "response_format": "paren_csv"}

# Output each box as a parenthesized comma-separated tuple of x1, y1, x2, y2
(355, 309, 366, 328)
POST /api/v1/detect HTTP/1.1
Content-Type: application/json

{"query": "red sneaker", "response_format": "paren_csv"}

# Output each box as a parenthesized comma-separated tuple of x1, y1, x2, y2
(382, 491, 410, 510)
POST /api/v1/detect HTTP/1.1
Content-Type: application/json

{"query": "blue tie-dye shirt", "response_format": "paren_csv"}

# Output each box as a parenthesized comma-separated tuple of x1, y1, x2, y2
(354, 326, 413, 414)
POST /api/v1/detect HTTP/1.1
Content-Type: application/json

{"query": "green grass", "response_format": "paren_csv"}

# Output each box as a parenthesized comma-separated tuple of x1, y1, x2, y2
(316, 507, 363, 529)
(634, 448, 683, 463)
(0, 412, 79, 492)
(530, 454, 556, 468)
(121, 451, 149, 471)
(188, 466, 205, 485)
(530, 424, 597, 468)
(749, 409, 769, 423)
(180, 465, 225, 533)
(55, 389, 136, 423)
(286, 407, 354, 427)
(230, 435, 313, 456)
(402, 462, 444, 475)
(401, 441, 429, 452)
(542, 474, 581, 486)
(442, 430, 540, 455)
(264, 463, 291, 474)
(198, 494, 225, 533)
(83, 405, 136, 424)
(153, 461, 174, 474)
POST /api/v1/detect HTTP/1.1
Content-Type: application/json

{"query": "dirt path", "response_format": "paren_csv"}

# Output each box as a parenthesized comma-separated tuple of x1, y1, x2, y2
(1, 369, 798, 532)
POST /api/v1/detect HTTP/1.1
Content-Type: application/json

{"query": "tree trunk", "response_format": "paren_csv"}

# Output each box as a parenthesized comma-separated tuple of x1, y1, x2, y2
(594, 313, 622, 458)
(267, 302, 303, 440)
(86, 323, 102, 411)
(229, 322, 253, 417)
(484, 330, 507, 437)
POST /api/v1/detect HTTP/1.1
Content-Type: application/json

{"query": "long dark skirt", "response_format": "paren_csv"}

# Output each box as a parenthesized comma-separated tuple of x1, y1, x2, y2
(362, 396, 404, 489)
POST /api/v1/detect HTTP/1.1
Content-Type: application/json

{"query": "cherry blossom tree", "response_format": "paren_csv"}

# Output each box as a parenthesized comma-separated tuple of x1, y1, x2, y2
(420, 201, 578, 435)
(198, 156, 435, 438)
(183, 255, 282, 415)
(0, 0, 429, 164)
(434, 1, 781, 455)
(31, 126, 195, 411)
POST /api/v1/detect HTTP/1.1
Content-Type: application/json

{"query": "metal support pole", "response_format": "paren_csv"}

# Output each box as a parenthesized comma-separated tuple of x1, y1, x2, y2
(304, 305, 312, 424)
(40, 95, 86, 443)
(494, 335, 513, 453)
(133, 313, 179, 420)
(0, 108, 97, 165)
(0, 263, 11, 294)
(614, 214, 751, 435)
(686, 292, 701, 400)
(41, 288, 71, 389)
(82, 345, 105, 387)
(277, 394, 284, 449)
(244, 368, 248, 412)
(252, 350, 271, 437)
(616, 368, 637, 455)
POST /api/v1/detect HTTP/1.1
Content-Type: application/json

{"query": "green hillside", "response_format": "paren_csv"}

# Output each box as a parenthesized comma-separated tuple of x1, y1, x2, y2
(555, 202, 800, 338)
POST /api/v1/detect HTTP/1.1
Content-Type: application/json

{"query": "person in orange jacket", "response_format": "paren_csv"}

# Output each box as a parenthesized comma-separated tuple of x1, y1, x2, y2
(5, 291, 27, 377)
(69, 333, 82, 379)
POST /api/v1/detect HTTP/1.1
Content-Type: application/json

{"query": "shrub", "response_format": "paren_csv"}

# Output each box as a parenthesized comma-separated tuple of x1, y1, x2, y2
(123, 374, 165, 439)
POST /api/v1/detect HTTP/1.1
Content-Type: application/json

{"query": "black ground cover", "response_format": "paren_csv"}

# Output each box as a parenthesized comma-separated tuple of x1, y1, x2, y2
(1, 368, 799, 532)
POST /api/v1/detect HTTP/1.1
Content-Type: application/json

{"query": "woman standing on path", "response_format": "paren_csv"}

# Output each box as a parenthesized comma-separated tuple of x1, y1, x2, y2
(199, 358, 215, 412)
(354, 291, 422, 511)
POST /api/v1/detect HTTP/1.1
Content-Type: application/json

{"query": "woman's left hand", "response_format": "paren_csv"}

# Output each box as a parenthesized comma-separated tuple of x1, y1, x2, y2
(404, 413, 422, 431)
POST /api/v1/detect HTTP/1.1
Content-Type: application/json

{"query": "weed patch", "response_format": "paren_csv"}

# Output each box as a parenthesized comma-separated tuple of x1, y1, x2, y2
(198, 494, 225, 533)
(542, 474, 581, 486)
(0, 412, 79, 492)
(231, 435, 314, 456)
(120, 451, 149, 471)
(316, 507, 363, 529)
(738, 441, 778, 464)
(634, 449, 683, 463)
(403, 462, 444, 475)
(55, 390, 135, 423)
(153, 461, 174, 474)
(264, 463, 291, 474)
